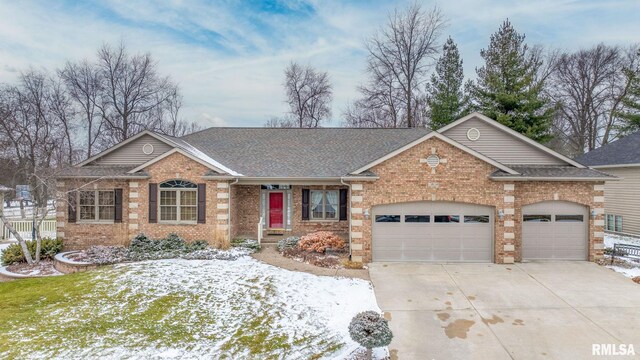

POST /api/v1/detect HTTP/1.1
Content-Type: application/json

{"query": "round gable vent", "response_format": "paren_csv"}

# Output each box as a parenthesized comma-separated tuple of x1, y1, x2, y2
(425, 154, 440, 168)
(142, 143, 154, 155)
(467, 127, 480, 141)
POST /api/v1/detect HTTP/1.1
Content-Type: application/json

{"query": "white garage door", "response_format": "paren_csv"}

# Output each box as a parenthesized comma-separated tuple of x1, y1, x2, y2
(522, 201, 588, 260)
(372, 202, 494, 262)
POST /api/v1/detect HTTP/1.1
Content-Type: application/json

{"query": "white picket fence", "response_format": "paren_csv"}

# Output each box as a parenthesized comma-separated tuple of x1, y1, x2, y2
(1, 219, 57, 240)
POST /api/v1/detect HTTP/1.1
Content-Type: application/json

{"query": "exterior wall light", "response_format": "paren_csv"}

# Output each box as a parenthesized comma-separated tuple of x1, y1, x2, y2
(364, 209, 370, 220)
(498, 209, 504, 220)
(591, 209, 597, 219)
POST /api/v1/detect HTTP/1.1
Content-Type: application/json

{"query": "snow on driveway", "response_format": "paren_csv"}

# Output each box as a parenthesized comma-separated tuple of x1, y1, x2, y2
(10, 256, 381, 360)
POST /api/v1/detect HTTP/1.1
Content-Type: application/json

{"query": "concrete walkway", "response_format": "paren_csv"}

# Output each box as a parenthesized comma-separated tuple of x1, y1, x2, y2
(369, 261, 640, 360)
(251, 244, 370, 280)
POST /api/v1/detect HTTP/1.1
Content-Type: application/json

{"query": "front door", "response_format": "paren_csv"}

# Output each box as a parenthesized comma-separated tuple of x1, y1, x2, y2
(269, 192, 284, 228)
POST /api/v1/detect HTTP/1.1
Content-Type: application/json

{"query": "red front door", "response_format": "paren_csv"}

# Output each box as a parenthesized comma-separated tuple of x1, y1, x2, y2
(269, 192, 284, 228)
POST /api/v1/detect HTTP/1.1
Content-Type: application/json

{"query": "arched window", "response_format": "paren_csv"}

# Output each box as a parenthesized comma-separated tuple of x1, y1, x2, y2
(159, 180, 197, 222)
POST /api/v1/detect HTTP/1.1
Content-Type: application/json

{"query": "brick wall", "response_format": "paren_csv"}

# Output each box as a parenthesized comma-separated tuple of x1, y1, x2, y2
(347, 136, 604, 263)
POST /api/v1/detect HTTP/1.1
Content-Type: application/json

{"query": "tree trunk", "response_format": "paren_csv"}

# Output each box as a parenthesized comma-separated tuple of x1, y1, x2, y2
(0, 213, 34, 264)
(366, 347, 372, 360)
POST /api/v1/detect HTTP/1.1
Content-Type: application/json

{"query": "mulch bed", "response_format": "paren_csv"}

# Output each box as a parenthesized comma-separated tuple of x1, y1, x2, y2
(281, 247, 362, 269)
(6, 260, 61, 276)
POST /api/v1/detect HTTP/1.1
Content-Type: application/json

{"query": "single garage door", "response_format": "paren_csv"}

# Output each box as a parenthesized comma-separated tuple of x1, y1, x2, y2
(522, 201, 588, 260)
(372, 202, 494, 262)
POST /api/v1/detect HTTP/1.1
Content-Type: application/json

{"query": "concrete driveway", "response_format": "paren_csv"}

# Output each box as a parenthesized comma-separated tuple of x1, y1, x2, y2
(369, 262, 640, 360)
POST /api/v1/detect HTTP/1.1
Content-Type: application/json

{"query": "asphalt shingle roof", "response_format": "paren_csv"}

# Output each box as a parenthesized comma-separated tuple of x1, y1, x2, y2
(57, 166, 148, 178)
(491, 165, 617, 179)
(575, 131, 640, 167)
(180, 128, 431, 177)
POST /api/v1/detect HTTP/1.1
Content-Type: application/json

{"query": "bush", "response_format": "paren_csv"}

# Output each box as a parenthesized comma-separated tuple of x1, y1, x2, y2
(277, 236, 300, 252)
(187, 240, 209, 251)
(348, 311, 393, 359)
(160, 233, 186, 251)
(129, 233, 157, 252)
(1, 238, 64, 265)
(231, 238, 260, 252)
(298, 232, 345, 253)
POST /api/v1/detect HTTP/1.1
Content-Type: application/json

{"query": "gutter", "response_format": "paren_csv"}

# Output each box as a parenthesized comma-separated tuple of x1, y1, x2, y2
(56, 175, 150, 179)
(489, 176, 620, 181)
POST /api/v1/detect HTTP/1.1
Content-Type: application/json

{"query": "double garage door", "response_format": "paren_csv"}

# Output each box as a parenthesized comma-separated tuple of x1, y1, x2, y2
(372, 202, 494, 262)
(522, 201, 588, 260)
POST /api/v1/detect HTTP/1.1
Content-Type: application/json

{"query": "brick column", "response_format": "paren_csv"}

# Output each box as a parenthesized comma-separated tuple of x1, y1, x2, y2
(501, 183, 516, 264)
(591, 183, 605, 261)
(127, 181, 140, 238)
(349, 183, 365, 262)
(215, 182, 230, 243)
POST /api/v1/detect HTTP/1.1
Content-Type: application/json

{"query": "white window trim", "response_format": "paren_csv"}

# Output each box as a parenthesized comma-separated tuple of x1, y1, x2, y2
(159, 186, 198, 224)
(309, 190, 339, 221)
(78, 190, 115, 223)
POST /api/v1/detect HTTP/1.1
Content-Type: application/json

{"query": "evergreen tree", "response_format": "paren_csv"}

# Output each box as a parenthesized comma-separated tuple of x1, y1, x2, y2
(618, 51, 640, 133)
(472, 19, 553, 142)
(426, 37, 471, 129)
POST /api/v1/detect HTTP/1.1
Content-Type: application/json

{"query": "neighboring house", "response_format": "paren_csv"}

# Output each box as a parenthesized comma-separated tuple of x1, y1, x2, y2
(56, 113, 614, 264)
(576, 131, 640, 237)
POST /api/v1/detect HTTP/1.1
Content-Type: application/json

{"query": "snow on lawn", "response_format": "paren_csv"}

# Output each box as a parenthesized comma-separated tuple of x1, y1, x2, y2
(1, 256, 381, 359)
(606, 265, 640, 278)
(604, 233, 640, 278)
(604, 233, 640, 248)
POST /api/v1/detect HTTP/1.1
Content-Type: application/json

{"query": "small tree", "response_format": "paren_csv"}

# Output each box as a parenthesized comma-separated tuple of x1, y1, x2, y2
(348, 311, 393, 360)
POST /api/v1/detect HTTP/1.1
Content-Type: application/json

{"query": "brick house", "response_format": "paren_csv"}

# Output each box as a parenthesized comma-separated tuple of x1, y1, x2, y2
(56, 113, 615, 264)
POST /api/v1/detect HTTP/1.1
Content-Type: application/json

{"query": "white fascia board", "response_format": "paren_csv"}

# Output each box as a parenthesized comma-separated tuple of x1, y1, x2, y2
(350, 131, 519, 175)
(489, 176, 620, 181)
(590, 163, 640, 169)
(436, 112, 586, 168)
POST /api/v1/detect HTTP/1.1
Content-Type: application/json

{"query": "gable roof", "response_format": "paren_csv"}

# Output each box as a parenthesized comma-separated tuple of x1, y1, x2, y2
(437, 112, 586, 168)
(180, 127, 432, 177)
(349, 131, 519, 175)
(575, 131, 640, 168)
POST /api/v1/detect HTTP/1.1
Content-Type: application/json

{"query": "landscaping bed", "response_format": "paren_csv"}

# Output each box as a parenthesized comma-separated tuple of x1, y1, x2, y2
(600, 233, 640, 283)
(5, 260, 62, 277)
(277, 232, 363, 269)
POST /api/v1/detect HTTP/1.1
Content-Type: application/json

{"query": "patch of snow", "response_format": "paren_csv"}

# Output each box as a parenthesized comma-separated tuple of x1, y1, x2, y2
(606, 265, 640, 278)
(604, 233, 640, 248)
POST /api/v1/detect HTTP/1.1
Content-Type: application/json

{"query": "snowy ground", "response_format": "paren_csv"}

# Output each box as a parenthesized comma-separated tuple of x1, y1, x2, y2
(604, 233, 640, 278)
(0, 256, 383, 359)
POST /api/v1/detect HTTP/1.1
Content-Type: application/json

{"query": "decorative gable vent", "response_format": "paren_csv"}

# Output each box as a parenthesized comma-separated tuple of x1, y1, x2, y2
(425, 154, 440, 168)
(142, 143, 154, 155)
(467, 127, 480, 141)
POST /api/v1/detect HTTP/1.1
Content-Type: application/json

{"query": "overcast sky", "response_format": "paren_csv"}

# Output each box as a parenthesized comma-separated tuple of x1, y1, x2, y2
(1, 0, 638, 127)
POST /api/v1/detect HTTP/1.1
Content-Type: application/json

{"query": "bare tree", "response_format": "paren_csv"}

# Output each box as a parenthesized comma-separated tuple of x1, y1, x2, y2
(270, 62, 332, 128)
(59, 60, 103, 158)
(548, 44, 639, 155)
(361, 2, 446, 127)
(153, 89, 202, 136)
(94, 42, 178, 146)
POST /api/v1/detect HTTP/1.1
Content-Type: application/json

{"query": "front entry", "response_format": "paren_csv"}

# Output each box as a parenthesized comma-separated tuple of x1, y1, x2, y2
(269, 192, 284, 228)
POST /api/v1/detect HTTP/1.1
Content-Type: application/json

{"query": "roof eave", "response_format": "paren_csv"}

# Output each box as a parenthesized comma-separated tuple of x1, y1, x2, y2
(589, 163, 640, 169)
(56, 175, 151, 179)
(489, 176, 619, 182)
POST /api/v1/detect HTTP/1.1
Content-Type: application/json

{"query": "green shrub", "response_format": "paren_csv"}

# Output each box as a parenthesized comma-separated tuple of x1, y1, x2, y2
(187, 240, 209, 251)
(160, 233, 187, 251)
(277, 236, 300, 252)
(1, 238, 64, 265)
(129, 233, 157, 253)
(231, 238, 261, 252)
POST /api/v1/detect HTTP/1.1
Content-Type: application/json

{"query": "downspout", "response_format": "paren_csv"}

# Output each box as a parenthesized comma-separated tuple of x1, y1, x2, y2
(340, 178, 352, 260)
(227, 178, 239, 243)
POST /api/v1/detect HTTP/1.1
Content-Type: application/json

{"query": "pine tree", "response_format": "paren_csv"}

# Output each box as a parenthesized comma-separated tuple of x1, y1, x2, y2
(472, 19, 553, 142)
(426, 37, 471, 129)
(618, 52, 640, 133)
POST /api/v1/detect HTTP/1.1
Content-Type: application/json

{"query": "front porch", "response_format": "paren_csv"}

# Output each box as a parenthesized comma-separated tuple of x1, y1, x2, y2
(230, 184, 350, 243)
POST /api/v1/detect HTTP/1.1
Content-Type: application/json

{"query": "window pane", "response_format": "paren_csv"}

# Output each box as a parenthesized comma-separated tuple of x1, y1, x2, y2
(606, 214, 614, 231)
(310, 191, 324, 219)
(523, 215, 551, 222)
(464, 215, 490, 223)
(79, 191, 95, 206)
(98, 191, 114, 205)
(160, 206, 177, 221)
(99, 206, 115, 220)
(160, 191, 177, 206)
(160, 180, 197, 188)
(325, 191, 338, 219)
(405, 215, 430, 223)
(555, 215, 583, 222)
(80, 206, 95, 220)
(375, 215, 400, 222)
(180, 206, 197, 221)
(434, 215, 460, 223)
(615, 216, 623, 232)
(181, 191, 196, 206)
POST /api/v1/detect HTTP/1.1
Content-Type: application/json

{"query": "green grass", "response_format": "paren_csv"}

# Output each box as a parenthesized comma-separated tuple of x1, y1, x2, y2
(0, 262, 345, 359)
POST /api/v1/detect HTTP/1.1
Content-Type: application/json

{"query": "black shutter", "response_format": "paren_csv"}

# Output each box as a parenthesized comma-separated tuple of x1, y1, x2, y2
(197, 183, 206, 224)
(149, 183, 158, 223)
(114, 189, 123, 223)
(67, 191, 77, 223)
(339, 188, 348, 221)
(302, 188, 310, 220)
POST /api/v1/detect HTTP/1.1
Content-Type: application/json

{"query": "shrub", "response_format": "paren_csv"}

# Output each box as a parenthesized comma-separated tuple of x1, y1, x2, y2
(160, 233, 186, 251)
(187, 240, 209, 251)
(84, 246, 129, 265)
(348, 311, 393, 359)
(277, 236, 300, 252)
(129, 233, 157, 252)
(1, 238, 64, 265)
(231, 238, 260, 252)
(298, 232, 345, 253)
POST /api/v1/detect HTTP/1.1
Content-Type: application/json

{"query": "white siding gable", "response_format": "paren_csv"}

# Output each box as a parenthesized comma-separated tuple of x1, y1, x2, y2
(90, 134, 174, 166)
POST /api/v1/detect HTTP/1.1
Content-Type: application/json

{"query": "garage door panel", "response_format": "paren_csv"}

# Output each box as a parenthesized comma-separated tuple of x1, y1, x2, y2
(522, 201, 587, 260)
(372, 202, 493, 262)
